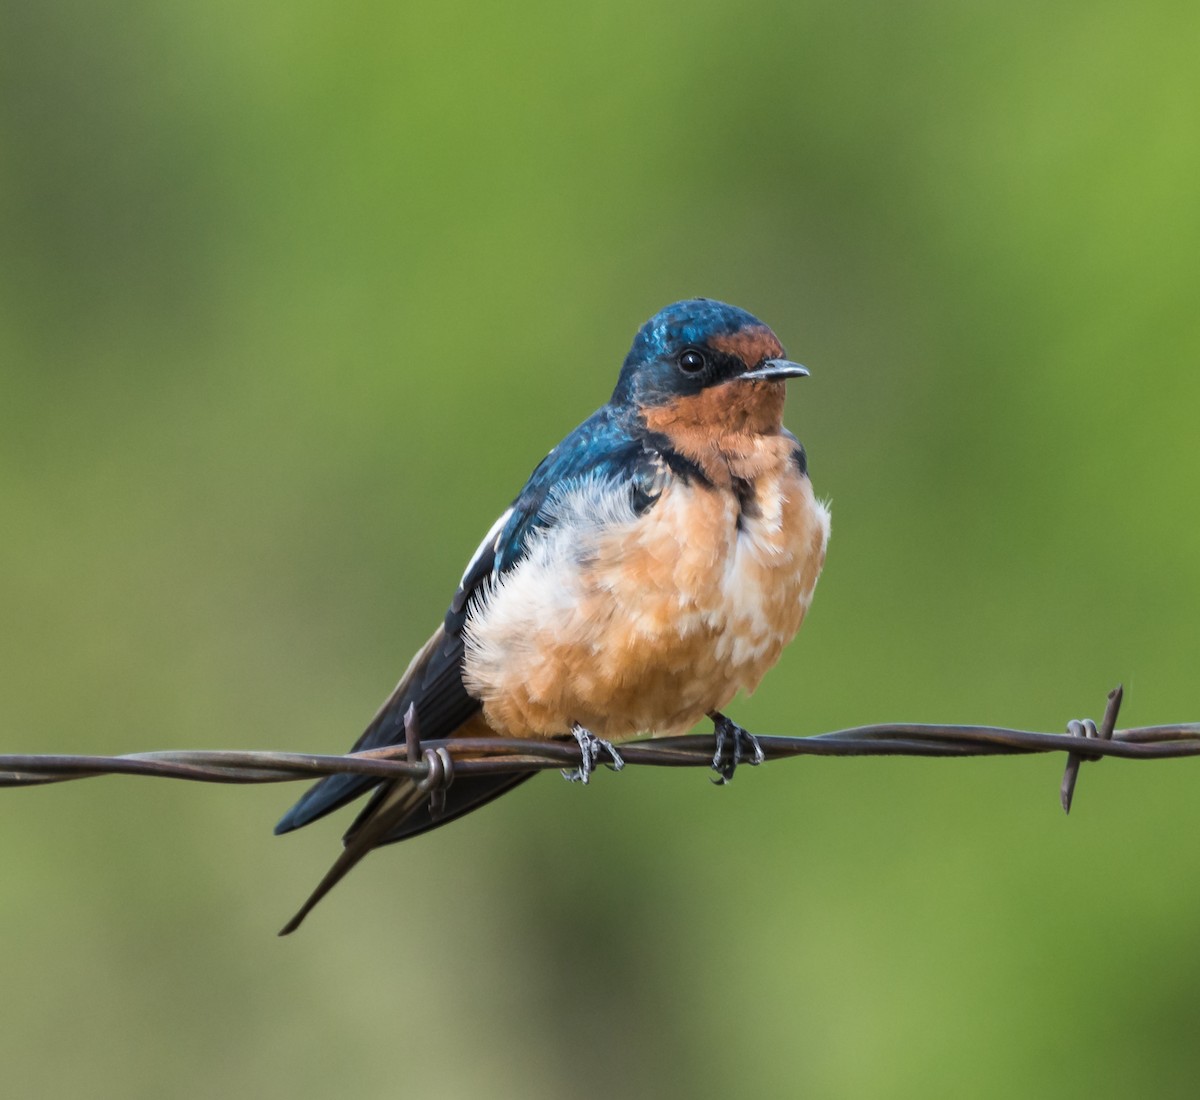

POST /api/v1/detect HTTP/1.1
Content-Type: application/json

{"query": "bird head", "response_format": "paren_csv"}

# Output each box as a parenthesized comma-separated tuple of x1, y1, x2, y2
(611, 298, 807, 436)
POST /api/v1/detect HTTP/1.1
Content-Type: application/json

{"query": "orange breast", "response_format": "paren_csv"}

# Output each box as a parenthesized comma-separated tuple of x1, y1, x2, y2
(462, 458, 830, 740)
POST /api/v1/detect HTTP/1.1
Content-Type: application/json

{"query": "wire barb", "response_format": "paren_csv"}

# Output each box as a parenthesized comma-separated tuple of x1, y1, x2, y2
(404, 703, 454, 819)
(1060, 685, 1123, 814)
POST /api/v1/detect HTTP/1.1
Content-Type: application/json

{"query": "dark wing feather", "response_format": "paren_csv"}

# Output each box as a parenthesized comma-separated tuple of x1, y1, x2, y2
(275, 406, 670, 931)
(273, 625, 478, 833)
(276, 405, 671, 834)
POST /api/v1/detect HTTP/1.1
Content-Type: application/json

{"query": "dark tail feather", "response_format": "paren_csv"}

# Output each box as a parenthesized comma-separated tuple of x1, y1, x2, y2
(277, 770, 536, 935)
(273, 773, 373, 836)
(274, 625, 477, 838)
(278, 780, 427, 936)
(349, 770, 536, 848)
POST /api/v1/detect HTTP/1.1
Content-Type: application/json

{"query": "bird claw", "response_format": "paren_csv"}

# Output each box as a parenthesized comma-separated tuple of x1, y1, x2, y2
(710, 712, 765, 784)
(561, 724, 625, 784)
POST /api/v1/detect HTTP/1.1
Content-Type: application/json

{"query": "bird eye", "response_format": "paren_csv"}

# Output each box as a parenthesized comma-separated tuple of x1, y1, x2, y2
(678, 349, 706, 373)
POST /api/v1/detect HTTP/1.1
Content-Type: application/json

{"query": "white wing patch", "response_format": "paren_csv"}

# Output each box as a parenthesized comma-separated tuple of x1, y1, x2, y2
(458, 505, 514, 591)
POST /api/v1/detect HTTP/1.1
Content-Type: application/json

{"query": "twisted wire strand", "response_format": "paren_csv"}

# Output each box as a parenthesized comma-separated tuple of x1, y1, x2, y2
(0, 687, 1192, 812)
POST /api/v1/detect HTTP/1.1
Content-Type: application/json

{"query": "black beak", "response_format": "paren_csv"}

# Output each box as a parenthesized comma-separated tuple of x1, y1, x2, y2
(741, 358, 809, 382)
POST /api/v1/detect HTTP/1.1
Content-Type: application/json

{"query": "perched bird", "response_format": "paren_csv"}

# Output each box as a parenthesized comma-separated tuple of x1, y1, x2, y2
(275, 298, 830, 933)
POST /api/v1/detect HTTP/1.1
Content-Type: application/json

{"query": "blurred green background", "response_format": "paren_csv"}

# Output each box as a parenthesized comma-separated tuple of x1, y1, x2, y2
(3, 1, 1199, 1096)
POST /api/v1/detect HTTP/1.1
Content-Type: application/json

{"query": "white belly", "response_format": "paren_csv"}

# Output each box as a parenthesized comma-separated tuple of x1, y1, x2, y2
(462, 468, 830, 739)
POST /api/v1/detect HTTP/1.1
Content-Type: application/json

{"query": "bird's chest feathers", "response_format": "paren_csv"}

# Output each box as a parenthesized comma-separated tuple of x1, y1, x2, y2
(598, 438, 823, 681)
(462, 432, 829, 738)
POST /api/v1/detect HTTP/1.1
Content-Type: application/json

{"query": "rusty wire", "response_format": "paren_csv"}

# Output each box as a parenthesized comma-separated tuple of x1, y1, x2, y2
(0, 686, 1196, 813)
(2, 681, 1190, 810)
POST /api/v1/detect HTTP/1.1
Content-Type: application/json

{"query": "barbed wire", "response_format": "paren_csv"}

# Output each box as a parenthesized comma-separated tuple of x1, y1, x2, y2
(3, 686, 1198, 814)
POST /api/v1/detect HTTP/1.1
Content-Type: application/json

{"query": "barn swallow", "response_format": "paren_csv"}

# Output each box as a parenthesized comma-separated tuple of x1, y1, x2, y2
(275, 298, 830, 934)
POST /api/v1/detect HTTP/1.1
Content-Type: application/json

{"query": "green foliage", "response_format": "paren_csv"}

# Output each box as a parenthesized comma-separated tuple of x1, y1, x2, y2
(2, 1, 1199, 1095)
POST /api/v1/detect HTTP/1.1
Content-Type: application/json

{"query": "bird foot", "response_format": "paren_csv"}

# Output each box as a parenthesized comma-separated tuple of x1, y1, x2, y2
(561, 724, 625, 784)
(709, 712, 765, 784)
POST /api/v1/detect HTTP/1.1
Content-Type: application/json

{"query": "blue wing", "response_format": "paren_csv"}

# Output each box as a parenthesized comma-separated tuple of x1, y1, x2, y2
(274, 405, 666, 837)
